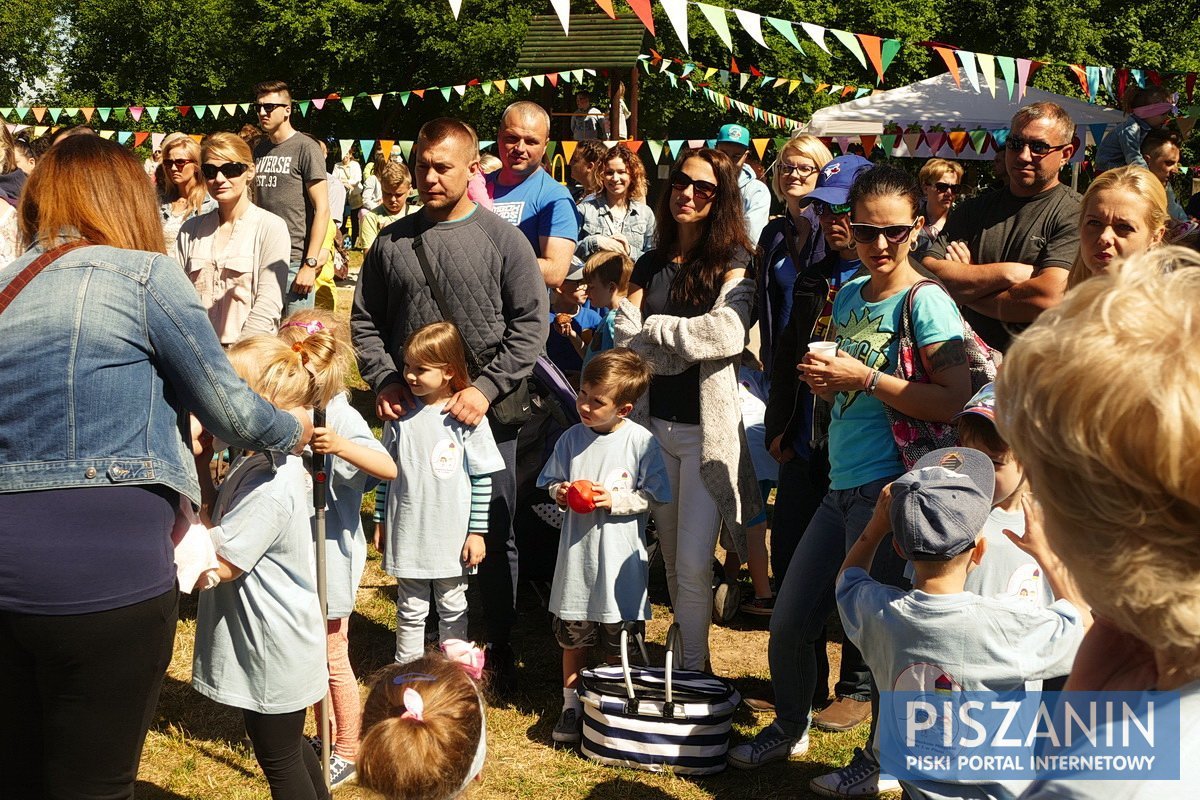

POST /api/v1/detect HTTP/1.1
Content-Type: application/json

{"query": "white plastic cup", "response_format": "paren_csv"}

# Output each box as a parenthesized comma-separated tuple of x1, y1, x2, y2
(807, 341, 838, 359)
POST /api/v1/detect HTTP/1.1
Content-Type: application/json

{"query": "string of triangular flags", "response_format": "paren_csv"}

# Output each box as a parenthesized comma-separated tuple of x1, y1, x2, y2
(472, 0, 1200, 104)
(643, 52, 877, 101)
(0, 69, 598, 126)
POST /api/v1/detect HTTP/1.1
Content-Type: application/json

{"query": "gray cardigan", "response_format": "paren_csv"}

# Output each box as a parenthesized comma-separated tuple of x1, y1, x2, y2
(615, 277, 763, 559)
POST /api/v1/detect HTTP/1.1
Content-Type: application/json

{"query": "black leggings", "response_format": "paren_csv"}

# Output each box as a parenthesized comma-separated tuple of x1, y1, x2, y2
(0, 587, 178, 800)
(243, 708, 330, 800)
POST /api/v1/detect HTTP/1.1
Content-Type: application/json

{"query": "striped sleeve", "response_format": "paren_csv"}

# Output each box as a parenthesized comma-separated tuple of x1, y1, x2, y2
(468, 474, 491, 534)
(372, 482, 389, 524)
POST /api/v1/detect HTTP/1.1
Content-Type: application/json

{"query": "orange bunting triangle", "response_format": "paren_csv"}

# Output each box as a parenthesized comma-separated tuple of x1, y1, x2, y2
(593, 0, 617, 19)
(134, 131, 149, 147)
(626, 140, 643, 152)
(547, 73, 559, 87)
(860, 135, 877, 154)
(947, 131, 969, 153)
(494, 80, 507, 93)
(857, 34, 885, 83)
(412, 90, 425, 99)
(380, 140, 395, 160)
(626, 0, 655, 36)
(561, 141, 578, 163)
(1068, 64, 1088, 96)
(81, 107, 95, 121)
(934, 47, 960, 87)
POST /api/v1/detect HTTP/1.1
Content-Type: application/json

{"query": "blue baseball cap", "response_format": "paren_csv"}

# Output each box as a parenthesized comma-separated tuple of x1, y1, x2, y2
(717, 124, 751, 148)
(803, 154, 874, 207)
(890, 448, 995, 562)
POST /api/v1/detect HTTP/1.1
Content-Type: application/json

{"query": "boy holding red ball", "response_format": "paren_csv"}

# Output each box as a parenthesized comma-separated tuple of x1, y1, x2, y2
(537, 348, 671, 744)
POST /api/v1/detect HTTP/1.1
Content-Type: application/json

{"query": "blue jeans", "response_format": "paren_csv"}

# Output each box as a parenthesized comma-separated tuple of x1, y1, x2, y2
(767, 476, 908, 736)
(285, 260, 316, 317)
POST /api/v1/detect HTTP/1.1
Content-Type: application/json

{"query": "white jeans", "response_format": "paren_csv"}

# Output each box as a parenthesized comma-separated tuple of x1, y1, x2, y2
(394, 576, 469, 665)
(650, 418, 721, 670)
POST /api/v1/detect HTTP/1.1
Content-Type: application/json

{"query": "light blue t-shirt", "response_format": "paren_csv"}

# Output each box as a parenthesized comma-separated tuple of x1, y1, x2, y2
(193, 452, 327, 715)
(738, 365, 777, 484)
(837, 567, 1085, 800)
(382, 400, 505, 579)
(321, 393, 389, 619)
(580, 310, 616, 372)
(964, 505, 1053, 609)
(487, 169, 580, 255)
(829, 277, 963, 489)
(537, 420, 671, 623)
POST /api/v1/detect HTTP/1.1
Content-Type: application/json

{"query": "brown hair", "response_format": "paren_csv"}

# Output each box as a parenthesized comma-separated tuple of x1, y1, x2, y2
(655, 148, 755, 309)
(161, 135, 210, 214)
(602, 143, 647, 201)
(1141, 128, 1181, 158)
(253, 79, 292, 102)
(0, 124, 16, 173)
(19, 135, 166, 252)
(276, 309, 355, 407)
(378, 161, 412, 191)
(956, 413, 1009, 456)
(226, 335, 315, 409)
(1122, 85, 1172, 115)
(581, 347, 651, 407)
(582, 250, 633, 293)
(404, 322, 472, 393)
(1011, 101, 1074, 144)
(572, 140, 608, 197)
(359, 656, 485, 800)
(417, 118, 480, 163)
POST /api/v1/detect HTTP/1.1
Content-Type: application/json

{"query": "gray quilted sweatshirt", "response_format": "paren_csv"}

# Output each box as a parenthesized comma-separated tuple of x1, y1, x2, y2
(351, 206, 548, 402)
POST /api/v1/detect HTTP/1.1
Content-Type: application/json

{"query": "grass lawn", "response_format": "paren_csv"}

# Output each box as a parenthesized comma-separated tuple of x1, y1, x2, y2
(133, 267, 897, 799)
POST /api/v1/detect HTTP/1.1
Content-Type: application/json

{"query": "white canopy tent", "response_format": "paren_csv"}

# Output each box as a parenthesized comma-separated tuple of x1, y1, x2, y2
(801, 73, 1126, 161)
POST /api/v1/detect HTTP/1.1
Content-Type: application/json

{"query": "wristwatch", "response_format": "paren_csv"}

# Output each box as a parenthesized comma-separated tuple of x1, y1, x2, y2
(303, 257, 317, 268)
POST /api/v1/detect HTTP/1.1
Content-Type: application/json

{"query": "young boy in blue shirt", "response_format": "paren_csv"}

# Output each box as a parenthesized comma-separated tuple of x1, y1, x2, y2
(537, 348, 671, 744)
(835, 447, 1089, 800)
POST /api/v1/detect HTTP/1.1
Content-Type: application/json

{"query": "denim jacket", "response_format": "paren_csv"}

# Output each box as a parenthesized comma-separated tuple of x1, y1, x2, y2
(0, 243, 302, 504)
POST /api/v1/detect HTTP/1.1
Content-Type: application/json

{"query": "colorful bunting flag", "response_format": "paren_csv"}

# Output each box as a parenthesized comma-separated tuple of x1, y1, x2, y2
(800, 22, 829, 54)
(660, 0, 691, 53)
(697, 4, 732, 50)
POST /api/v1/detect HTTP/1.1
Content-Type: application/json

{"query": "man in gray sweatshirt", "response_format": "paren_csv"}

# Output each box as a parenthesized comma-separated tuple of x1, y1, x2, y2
(352, 117, 547, 692)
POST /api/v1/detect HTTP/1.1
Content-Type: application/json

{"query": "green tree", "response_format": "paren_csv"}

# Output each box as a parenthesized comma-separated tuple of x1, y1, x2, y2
(0, 0, 67, 103)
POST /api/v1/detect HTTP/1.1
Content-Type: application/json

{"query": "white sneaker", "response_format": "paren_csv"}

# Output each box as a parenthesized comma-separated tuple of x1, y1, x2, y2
(727, 722, 809, 769)
(809, 747, 901, 797)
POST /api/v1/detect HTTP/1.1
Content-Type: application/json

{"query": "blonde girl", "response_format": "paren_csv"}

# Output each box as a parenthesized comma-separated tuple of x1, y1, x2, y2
(192, 335, 333, 800)
(381, 322, 505, 665)
(277, 309, 396, 787)
(1067, 165, 1168, 290)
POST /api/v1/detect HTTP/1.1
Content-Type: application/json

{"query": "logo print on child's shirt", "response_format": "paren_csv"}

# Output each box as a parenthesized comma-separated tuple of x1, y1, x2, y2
(430, 439, 461, 479)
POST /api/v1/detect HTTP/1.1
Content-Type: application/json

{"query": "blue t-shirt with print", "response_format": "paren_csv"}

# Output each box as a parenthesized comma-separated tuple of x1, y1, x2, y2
(547, 300, 603, 374)
(828, 277, 962, 490)
(486, 169, 580, 255)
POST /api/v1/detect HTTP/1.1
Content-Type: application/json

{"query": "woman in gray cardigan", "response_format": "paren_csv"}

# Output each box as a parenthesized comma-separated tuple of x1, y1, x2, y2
(616, 148, 762, 671)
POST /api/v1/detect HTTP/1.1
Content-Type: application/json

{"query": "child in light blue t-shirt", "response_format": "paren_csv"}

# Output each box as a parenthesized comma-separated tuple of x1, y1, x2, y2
(833, 447, 1089, 800)
(536, 348, 671, 745)
(381, 322, 505, 666)
(578, 250, 634, 372)
(192, 335, 330, 798)
(278, 311, 397, 787)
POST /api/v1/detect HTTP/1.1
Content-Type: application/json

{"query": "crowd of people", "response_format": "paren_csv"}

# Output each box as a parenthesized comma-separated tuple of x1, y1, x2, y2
(1, 76, 1199, 800)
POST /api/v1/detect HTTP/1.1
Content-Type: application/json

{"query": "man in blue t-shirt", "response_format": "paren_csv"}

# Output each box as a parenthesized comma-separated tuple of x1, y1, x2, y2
(487, 101, 580, 287)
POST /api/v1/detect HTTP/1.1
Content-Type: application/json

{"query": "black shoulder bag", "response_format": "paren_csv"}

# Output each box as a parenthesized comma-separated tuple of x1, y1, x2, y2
(411, 235, 532, 427)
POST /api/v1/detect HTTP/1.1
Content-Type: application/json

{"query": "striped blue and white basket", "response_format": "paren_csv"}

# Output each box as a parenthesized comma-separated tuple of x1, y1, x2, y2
(578, 625, 741, 775)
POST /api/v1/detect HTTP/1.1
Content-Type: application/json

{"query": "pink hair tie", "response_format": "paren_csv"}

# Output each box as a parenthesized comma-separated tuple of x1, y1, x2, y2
(399, 687, 424, 722)
(280, 320, 326, 335)
(442, 639, 486, 681)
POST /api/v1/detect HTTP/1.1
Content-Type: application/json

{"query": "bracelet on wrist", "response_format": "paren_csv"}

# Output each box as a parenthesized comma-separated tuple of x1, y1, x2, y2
(864, 369, 882, 396)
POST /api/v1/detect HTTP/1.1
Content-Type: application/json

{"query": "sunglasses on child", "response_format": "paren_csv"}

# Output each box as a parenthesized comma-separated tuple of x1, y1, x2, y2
(201, 162, 251, 180)
(849, 222, 918, 245)
(812, 200, 852, 217)
(253, 102, 289, 115)
(669, 172, 718, 201)
(1004, 135, 1070, 157)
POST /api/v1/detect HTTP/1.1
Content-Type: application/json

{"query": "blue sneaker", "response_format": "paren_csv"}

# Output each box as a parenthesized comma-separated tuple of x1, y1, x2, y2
(329, 753, 356, 788)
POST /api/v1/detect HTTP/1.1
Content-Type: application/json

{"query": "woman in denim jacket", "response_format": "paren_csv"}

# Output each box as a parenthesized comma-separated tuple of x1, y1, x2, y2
(0, 136, 311, 800)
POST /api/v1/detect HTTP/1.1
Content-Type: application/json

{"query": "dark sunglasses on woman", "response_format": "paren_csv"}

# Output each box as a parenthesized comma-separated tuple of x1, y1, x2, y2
(669, 172, 718, 201)
(929, 182, 958, 194)
(201, 162, 251, 181)
(164, 158, 194, 170)
(849, 222, 918, 244)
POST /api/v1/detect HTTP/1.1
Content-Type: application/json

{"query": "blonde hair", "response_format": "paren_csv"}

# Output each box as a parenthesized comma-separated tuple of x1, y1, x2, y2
(996, 247, 1200, 664)
(378, 161, 411, 192)
(276, 309, 355, 407)
(19, 135, 165, 252)
(918, 157, 964, 187)
(404, 322, 472, 393)
(771, 133, 833, 201)
(580, 347, 651, 407)
(1067, 166, 1169, 289)
(479, 153, 502, 174)
(359, 656, 485, 800)
(226, 335, 315, 409)
(160, 135, 209, 214)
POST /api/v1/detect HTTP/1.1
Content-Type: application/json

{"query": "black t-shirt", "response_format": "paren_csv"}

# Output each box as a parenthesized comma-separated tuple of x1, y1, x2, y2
(927, 183, 1081, 352)
(630, 250, 706, 424)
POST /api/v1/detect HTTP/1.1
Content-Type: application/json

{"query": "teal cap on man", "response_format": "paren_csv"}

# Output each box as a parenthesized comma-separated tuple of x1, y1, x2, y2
(717, 124, 751, 148)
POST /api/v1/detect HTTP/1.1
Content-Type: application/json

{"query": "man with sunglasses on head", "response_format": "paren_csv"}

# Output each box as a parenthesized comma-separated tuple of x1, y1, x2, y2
(250, 79, 330, 316)
(922, 101, 1080, 352)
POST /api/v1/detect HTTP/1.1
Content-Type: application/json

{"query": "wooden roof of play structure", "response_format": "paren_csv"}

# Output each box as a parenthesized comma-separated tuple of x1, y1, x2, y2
(516, 13, 649, 73)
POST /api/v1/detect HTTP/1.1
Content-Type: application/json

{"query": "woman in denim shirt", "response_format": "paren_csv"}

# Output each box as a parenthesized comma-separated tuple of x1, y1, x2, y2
(576, 144, 656, 262)
(0, 136, 311, 800)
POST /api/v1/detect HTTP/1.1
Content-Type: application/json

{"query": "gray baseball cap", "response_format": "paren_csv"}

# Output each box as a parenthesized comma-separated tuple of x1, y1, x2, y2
(889, 447, 995, 561)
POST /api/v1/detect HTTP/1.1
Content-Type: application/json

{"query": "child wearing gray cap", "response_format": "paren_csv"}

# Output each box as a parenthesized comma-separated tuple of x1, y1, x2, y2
(834, 447, 1091, 800)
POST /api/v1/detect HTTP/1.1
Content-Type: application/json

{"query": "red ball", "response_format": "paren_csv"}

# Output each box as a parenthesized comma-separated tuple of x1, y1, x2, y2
(566, 481, 596, 514)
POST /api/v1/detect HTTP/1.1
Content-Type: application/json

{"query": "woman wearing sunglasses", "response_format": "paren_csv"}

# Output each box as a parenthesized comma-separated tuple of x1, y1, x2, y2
(175, 132, 289, 345)
(158, 133, 216, 251)
(615, 148, 763, 671)
(913, 157, 963, 260)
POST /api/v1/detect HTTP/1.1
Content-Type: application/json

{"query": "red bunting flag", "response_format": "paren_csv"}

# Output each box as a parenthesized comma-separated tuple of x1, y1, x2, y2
(177, 106, 191, 117)
(547, 73, 558, 87)
(730, 57, 739, 74)
(1067, 65, 1088, 97)
(1187, 73, 1197, 102)
(860, 135, 877, 154)
(134, 131, 149, 147)
(626, 0, 655, 36)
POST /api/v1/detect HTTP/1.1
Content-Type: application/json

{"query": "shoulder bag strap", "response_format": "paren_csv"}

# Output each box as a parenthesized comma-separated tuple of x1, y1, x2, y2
(411, 234, 485, 376)
(901, 279, 948, 379)
(0, 240, 90, 318)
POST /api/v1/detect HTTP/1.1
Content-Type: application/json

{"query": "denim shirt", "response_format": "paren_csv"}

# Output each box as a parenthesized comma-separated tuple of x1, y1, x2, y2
(0, 243, 302, 504)
(576, 196, 657, 261)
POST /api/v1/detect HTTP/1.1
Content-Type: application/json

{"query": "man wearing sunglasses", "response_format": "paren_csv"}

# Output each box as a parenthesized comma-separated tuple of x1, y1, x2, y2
(921, 102, 1080, 352)
(714, 123, 771, 245)
(250, 79, 330, 316)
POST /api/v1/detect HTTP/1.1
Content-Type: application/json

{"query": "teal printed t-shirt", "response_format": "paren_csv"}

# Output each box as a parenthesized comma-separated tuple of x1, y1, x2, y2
(828, 277, 962, 490)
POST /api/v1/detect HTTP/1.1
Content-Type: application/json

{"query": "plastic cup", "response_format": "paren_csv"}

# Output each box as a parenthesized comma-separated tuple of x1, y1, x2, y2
(807, 341, 838, 359)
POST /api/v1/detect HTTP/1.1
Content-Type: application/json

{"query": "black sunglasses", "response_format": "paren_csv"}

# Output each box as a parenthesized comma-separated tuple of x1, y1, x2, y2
(929, 181, 958, 194)
(201, 162, 251, 180)
(1004, 135, 1070, 157)
(253, 102, 289, 115)
(669, 172, 718, 201)
(813, 200, 852, 217)
(850, 222, 918, 245)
